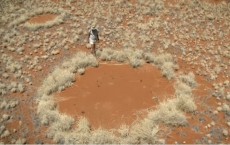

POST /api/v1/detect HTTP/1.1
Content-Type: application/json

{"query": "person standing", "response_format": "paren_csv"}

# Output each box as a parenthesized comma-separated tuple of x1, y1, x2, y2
(88, 26, 99, 55)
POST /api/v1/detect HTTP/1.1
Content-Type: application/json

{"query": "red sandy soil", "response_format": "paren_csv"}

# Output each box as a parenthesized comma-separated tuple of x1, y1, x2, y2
(28, 14, 57, 24)
(1, 0, 229, 144)
(55, 63, 175, 129)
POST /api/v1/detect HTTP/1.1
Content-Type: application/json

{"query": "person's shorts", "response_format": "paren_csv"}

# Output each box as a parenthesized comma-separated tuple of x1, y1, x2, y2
(89, 38, 96, 45)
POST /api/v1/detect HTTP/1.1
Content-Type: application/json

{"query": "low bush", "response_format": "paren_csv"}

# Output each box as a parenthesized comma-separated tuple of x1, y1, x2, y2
(148, 99, 188, 126)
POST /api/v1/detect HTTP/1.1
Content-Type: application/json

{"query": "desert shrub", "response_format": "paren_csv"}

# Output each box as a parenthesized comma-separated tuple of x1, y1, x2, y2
(77, 68, 85, 75)
(64, 132, 91, 144)
(113, 51, 128, 62)
(153, 53, 178, 80)
(90, 129, 116, 144)
(77, 117, 91, 133)
(0, 100, 18, 110)
(148, 99, 188, 126)
(143, 52, 155, 63)
(48, 131, 65, 144)
(96, 48, 128, 62)
(175, 94, 197, 113)
(178, 72, 197, 88)
(47, 114, 74, 143)
(0, 100, 7, 109)
(154, 53, 174, 65)
(1, 54, 22, 73)
(1, 130, 10, 138)
(175, 81, 192, 96)
(0, 125, 5, 135)
(37, 109, 60, 125)
(124, 49, 145, 68)
(129, 57, 145, 68)
(126, 119, 159, 144)
(117, 125, 129, 138)
(37, 99, 56, 112)
(97, 48, 114, 61)
(38, 68, 75, 96)
(161, 62, 177, 80)
(17, 83, 25, 93)
(0, 83, 7, 96)
(222, 103, 230, 113)
(68, 52, 98, 71)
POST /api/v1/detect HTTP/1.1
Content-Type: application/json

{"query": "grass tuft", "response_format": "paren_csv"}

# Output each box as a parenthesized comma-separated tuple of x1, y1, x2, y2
(90, 129, 116, 144)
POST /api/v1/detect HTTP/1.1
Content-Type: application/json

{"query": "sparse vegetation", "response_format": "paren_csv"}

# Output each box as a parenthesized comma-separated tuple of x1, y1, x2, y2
(1, 0, 229, 143)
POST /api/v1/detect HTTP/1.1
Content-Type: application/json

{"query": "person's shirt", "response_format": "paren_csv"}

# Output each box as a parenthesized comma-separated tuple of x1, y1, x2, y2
(89, 29, 99, 41)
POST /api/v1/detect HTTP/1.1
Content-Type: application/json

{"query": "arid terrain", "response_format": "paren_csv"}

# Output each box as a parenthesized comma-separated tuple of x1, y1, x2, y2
(0, 0, 230, 144)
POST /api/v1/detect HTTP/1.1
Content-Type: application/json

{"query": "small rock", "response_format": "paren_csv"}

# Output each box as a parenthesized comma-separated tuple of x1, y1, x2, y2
(86, 43, 91, 49)
(217, 106, 222, 111)
(226, 94, 230, 101)
(227, 122, 230, 127)
(208, 140, 212, 144)
(158, 139, 165, 144)
(211, 121, 215, 126)
(223, 129, 228, 136)
(15, 138, 26, 144)
(207, 14, 215, 20)
(224, 80, 229, 86)
(37, 66, 42, 71)
(206, 134, 211, 138)
(19, 121, 22, 126)
(51, 50, 60, 55)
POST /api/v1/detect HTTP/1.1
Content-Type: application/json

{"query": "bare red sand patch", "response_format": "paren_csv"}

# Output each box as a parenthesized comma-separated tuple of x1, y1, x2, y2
(55, 64, 175, 129)
(28, 14, 57, 24)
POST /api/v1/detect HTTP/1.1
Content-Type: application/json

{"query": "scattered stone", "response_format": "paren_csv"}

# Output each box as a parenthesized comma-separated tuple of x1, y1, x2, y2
(86, 43, 91, 49)
(223, 129, 228, 136)
(208, 140, 212, 144)
(37, 66, 42, 71)
(15, 138, 26, 144)
(158, 139, 165, 144)
(217, 107, 222, 111)
(226, 94, 230, 101)
(51, 50, 60, 55)
(227, 122, 230, 127)
(211, 121, 215, 126)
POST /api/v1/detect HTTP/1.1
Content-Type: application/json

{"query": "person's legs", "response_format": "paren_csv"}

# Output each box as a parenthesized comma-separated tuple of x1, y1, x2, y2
(91, 43, 96, 55)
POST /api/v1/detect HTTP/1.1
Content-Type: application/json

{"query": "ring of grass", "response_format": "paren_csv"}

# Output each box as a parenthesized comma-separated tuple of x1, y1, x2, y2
(36, 49, 197, 144)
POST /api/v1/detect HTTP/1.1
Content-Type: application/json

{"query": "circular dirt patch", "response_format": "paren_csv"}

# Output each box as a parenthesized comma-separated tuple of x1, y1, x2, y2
(28, 14, 57, 24)
(55, 63, 175, 129)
